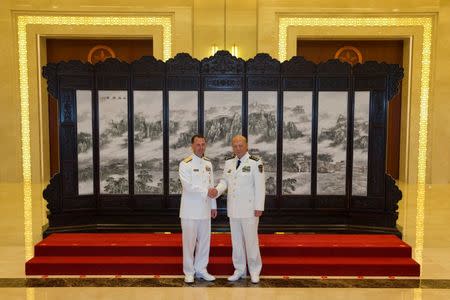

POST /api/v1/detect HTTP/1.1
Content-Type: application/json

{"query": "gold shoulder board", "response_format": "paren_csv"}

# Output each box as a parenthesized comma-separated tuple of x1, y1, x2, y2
(249, 155, 260, 161)
(183, 156, 193, 163)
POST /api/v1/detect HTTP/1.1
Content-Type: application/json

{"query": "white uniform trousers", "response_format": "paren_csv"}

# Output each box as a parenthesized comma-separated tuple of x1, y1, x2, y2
(229, 217, 262, 276)
(181, 218, 211, 276)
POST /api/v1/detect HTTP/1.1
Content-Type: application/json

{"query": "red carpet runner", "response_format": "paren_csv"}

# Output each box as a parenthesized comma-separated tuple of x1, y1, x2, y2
(26, 233, 420, 276)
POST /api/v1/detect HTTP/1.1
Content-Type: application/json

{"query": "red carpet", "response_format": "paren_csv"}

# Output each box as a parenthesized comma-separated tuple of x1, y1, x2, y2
(26, 233, 420, 276)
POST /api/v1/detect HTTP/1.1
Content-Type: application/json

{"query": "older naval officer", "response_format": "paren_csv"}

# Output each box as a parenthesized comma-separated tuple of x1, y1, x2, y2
(209, 135, 265, 283)
(179, 134, 217, 283)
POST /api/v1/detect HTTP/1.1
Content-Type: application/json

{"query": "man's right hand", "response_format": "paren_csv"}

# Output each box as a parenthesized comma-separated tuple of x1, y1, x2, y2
(208, 188, 218, 198)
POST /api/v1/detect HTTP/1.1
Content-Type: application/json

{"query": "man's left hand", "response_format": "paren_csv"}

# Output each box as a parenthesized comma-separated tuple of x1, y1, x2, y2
(254, 210, 263, 217)
(211, 209, 218, 219)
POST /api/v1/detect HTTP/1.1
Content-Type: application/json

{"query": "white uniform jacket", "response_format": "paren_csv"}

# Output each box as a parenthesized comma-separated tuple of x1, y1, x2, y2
(179, 154, 217, 219)
(216, 152, 265, 218)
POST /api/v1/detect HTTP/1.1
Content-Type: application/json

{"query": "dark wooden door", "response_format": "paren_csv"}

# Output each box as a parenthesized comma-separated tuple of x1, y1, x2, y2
(46, 39, 153, 176)
(297, 40, 403, 179)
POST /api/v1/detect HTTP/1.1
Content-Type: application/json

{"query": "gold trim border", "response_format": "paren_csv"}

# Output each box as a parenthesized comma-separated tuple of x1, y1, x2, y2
(279, 16, 433, 265)
(17, 15, 172, 260)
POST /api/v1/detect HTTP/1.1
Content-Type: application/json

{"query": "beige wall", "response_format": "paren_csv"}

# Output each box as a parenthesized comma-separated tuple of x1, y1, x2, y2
(432, 0, 450, 184)
(0, 0, 449, 252)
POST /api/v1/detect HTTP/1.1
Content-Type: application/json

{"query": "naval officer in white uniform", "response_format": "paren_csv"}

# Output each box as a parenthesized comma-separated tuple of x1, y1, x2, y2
(209, 135, 265, 283)
(179, 135, 217, 283)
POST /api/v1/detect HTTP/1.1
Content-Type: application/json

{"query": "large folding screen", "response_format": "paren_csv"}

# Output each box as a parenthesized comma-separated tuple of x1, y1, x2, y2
(43, 51, 403, 236)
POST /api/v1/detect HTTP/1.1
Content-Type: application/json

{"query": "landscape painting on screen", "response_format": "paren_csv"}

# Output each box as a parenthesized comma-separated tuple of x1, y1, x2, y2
(248, 91, 277, 194)
(282, 91, 312, 195)
(98, 90, 129, 194)
(317, 92, 348, 195)
(352, 91, 370, 196)
(204, 91, 242, 185)
(168, 91, 198, 194)
(134, 91, 164, 194)
(76, 90, 93, 195)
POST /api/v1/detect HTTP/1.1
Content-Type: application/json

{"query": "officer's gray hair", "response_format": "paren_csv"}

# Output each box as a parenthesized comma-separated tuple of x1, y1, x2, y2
(232, 135, 247, 144)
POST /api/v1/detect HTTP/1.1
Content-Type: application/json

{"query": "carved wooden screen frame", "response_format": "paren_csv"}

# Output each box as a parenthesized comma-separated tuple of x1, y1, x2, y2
(43, 51, 403, 236)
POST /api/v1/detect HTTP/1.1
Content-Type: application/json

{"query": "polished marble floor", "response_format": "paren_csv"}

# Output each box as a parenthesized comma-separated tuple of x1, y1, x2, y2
(0, 182, 449, 299)
(1, 286, 450, 300)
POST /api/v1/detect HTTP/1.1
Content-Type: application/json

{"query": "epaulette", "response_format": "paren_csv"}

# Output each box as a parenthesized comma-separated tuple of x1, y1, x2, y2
(202, 156, 211, 161)
(183, 155, 193, 163)
(225, 154, 236, 161)
(249, 155, 260, 161)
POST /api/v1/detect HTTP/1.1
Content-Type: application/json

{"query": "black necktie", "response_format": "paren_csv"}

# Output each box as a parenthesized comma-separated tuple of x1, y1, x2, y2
(236, 159, 241, 169)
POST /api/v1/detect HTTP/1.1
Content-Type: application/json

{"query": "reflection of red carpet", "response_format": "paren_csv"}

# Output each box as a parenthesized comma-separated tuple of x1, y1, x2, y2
(26, 233, 420, 276)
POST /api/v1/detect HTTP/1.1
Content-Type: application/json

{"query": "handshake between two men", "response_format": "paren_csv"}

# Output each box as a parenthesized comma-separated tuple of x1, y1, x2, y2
(207, 188, 218, 199)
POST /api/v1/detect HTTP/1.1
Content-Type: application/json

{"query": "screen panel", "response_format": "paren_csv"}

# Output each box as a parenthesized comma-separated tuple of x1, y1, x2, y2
(134, 90, 163, 194)
(282, 91, 313, 195)
(317, 91, 348, 195)
(168, 91, 198, 194)
(76, 90, 93, 195)
(204, 91, 242, 184)
(248, 91, 277, 195)
(352, 91, 370, 196)
(98, 90, 129, 194)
